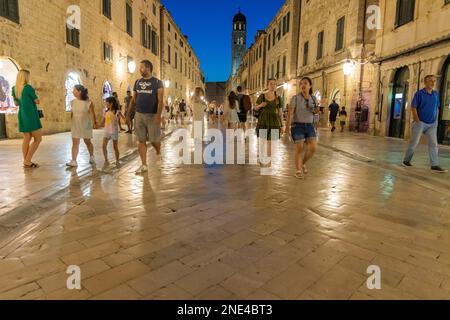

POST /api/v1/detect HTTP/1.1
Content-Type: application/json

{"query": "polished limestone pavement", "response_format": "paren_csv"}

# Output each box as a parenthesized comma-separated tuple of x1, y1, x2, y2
(0, 123, 449, 300)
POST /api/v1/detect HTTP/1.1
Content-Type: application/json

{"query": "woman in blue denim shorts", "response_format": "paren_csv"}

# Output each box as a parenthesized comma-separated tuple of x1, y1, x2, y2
(286, 77, 320, 179)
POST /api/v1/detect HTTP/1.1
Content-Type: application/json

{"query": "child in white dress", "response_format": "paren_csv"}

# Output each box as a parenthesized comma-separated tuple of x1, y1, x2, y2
(66, 85, 98, 167)
(102, 97, 125, 166)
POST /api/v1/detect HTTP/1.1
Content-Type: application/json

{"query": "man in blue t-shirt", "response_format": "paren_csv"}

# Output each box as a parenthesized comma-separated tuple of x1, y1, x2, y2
(128, 60, 164, 174)
(403, 75, 447, 173)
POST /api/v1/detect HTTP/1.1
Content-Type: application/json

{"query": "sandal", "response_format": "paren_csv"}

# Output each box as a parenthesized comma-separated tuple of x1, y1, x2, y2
(24, 163, 39, 169)
(295, 170, 305, 179)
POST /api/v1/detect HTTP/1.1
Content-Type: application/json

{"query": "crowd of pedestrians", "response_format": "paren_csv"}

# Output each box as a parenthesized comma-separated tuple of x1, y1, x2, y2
(10, 60, 448, 177)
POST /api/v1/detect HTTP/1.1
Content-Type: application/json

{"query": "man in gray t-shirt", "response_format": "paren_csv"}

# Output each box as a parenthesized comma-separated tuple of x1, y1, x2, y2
(128, 60, 164, 174)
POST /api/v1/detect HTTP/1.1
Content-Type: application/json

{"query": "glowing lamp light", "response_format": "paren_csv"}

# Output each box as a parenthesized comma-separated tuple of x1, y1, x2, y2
(343, 60, 355, 76)
(127, 60, 136, 73)
(164, 80, 170, 88)
(117, 62, 124, 76)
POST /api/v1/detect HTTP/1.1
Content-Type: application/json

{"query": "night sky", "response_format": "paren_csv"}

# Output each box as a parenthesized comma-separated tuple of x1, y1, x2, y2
(162, 0, 285, 82)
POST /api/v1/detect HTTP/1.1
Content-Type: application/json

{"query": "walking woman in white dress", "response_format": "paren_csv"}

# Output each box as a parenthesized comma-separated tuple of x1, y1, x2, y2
(66, 85, 98, 167)
(191, 87, 207, 142)
(225, 91, 240, 130)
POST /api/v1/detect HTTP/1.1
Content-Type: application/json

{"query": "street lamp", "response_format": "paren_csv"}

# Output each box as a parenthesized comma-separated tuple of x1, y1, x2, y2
(164, 80, 170, 88)
(343, 60, 355, 76)
(127, 60, 136, 73)
(283, 82, 292, 91)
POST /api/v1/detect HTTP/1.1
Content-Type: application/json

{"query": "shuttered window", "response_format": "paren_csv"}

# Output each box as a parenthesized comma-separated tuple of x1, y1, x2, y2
(126, 3, 133, 36)
(0, 0, 19, 23)
(317, 31, 324, 60)
(151, 30, 158, 55)
(102, 0, 111, 20)
(335, 16, 345, 51)
(66, 25, 80, 48)
(103, 43, 113, 62)
(303, 41, 309, 66)
(141, 19, 147, 47)
(395, 0, 415, 27)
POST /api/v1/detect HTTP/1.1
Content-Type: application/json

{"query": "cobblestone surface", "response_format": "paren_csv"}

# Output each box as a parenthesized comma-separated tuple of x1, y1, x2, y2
(0, 122, 449, 300)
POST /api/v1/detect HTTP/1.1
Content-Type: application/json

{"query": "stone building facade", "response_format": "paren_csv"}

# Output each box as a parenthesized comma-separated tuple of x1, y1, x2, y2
(372, 0, 450, 144)
(160, 6, 204, 109)
(232, 0, 301, 108)
(297, 0, 378, 130)
(205, 82, 227, 106)
(0, 0, 203, 139)
(231, 0, 450, 144)
(247, 31, 267, 101)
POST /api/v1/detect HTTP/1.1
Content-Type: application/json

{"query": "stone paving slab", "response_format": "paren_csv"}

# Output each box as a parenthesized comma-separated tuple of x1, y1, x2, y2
(0, 125, 176, 253)
(317, 129, 450, 192)
(0, 123, 449, 300)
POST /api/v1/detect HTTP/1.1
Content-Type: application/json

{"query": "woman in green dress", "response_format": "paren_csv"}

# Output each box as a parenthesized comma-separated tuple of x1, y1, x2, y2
(11, 70, 43, 168)
(254, 79, 283, 167)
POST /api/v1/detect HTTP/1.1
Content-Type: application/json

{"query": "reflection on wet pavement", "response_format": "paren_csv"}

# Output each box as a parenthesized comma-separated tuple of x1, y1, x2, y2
(0, 121, 449, 300)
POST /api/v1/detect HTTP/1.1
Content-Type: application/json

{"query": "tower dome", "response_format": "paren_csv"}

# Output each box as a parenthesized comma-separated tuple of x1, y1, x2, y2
(233, 11, 246, 24)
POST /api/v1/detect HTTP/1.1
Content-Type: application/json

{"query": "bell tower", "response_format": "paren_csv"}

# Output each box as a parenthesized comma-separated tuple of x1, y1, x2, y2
(231, 9, 247, 77)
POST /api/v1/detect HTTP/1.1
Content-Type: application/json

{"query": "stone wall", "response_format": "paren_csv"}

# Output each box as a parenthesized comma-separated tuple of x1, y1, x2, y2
(160, 7, 203, 108)
(234, 0, 301, 107)
(297, 0, 377, 130)
(372, 0, 450, 140)
(0, 0, 203, 138)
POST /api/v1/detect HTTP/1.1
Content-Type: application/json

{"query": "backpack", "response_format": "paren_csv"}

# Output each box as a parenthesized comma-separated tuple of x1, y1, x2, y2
(291, 94, 318, 123)
(292, 94, 318, 113)
(242, 95, 252, 113)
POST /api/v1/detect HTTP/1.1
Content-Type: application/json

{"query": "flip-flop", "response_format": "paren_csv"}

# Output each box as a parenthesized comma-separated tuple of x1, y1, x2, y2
(295, 171, 305, 179)
(24, 163, 39, 169)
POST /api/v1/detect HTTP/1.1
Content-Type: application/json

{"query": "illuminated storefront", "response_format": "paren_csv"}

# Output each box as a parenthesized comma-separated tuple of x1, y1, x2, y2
(102, 81, 113, 100)
(0, 57, 20, 114)
(388, 67, 410, 139)
(439, 56, 450, 145)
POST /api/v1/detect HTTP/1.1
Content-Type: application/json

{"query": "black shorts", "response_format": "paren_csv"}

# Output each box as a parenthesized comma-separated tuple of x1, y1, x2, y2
(238, 113, 247, 123)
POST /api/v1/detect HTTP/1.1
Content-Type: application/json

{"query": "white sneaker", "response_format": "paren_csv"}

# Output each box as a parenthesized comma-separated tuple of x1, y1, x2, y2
(89, 156, 96, 165)
(66, 160, 78, 167)
(135, 165, 148, 174)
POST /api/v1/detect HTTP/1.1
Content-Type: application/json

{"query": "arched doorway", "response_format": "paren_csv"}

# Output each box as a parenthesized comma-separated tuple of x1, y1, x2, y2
(439, 56, 450, 145)
(330, 89, 341, 105)
(388, 67, 410, 138)
(102, 81, 113, 100)
(65, 72, 82, 112)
